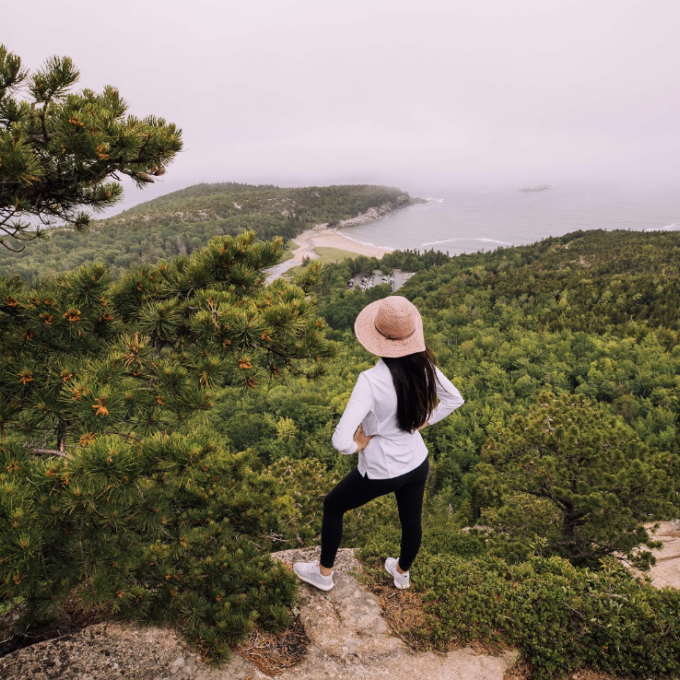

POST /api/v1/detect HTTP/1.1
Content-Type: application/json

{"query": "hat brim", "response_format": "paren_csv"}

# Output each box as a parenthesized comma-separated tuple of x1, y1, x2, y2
(354, 299, 426, 358)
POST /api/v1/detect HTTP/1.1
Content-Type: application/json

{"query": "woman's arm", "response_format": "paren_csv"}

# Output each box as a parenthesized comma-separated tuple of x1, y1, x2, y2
(425, 367, 464, 427)
(331, 373, 374, 455)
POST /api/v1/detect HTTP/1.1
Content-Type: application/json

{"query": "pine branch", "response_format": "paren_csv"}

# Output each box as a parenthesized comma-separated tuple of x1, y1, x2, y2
(27, 447, 67, 457)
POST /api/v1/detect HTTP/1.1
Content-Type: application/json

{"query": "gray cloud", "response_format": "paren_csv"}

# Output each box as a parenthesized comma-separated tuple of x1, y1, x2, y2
(6, 0, 679, 204)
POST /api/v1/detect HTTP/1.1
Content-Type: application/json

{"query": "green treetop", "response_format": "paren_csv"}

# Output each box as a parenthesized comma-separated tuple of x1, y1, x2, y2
(0, 231, 334, 661)
(0, 44, 182, 251)
(0, 230, 332, 454)
(475, 393, 678, 568)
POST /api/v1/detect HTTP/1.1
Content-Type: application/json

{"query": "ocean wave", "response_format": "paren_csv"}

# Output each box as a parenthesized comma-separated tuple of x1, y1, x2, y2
(424, 197, 445, 203)
(420, 237, 516, 247)
(335, 230, 391, 249)
(477, 237, 516, 245)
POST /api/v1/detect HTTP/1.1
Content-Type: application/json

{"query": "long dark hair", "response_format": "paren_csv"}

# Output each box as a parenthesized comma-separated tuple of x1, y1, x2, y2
(383, 347, 438, 433)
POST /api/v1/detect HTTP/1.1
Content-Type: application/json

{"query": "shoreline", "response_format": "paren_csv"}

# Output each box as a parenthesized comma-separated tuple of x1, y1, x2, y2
(294, 225, 394, 260)
(303, 196, 425, 258)
(263, 227, 392, 282)
(266, 198, 424, 280)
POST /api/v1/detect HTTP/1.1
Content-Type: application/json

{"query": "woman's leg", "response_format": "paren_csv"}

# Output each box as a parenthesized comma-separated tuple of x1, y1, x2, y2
(320, 467, 391, 569)
(393, 458, 429, 572)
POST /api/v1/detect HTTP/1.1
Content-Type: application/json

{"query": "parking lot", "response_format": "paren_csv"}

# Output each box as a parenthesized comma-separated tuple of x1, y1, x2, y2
(347, 268, 414, 293)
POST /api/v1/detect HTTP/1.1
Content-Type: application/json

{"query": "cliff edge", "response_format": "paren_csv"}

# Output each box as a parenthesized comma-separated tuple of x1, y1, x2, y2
(4, 531, 677, 680)
(0, 548, 517, 680)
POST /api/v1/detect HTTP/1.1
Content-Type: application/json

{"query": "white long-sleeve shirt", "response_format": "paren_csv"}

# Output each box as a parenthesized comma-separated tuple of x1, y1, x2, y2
(331, 359, 464, 479)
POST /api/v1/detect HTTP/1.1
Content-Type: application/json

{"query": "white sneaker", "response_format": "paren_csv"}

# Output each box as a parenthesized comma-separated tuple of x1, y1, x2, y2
(385, 557, 410, 589)
(293, 561, 334, 591)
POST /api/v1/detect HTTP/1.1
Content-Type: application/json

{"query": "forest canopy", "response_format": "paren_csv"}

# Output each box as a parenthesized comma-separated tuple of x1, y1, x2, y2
(1, 189, 679, 677)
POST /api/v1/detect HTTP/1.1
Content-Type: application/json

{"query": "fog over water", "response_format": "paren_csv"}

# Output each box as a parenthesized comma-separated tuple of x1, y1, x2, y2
(6, 0, 679, 230)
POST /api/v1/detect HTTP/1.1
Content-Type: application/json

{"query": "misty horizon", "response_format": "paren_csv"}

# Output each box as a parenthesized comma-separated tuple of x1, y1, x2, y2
(6, 0, 679, 216)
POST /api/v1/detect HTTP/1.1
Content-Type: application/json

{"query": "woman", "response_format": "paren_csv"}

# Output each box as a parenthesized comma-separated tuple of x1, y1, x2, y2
(293, 296, 464, 591)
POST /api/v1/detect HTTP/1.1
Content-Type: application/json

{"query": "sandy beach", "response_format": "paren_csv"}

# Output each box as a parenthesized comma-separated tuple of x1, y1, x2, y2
(293, 226, 393, 260)
(265, 226, 394, 281)
(285, 199, 426, 265)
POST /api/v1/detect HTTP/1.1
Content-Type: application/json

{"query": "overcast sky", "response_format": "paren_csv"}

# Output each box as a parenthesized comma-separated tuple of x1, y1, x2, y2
(5, 0, 680, 203)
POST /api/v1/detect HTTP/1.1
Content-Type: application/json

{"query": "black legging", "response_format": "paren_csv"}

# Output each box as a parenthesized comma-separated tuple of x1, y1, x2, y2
(320, 457, 429, 571)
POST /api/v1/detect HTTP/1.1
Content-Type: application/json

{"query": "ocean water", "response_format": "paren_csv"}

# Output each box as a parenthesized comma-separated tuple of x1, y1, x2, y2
(338, 185, 680, 254)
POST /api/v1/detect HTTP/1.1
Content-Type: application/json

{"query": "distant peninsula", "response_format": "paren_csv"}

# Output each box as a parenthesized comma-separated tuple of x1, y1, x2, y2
(0, 183, 419, 283)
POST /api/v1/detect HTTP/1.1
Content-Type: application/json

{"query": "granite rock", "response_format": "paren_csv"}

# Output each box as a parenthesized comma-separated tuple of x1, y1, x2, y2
(0, 547, 516, 680)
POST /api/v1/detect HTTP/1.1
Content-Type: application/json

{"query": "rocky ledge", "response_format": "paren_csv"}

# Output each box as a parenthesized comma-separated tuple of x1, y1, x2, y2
(643, 520, 680, 589)
(0, 548, 517, 680)
(4, 530, 677, 680)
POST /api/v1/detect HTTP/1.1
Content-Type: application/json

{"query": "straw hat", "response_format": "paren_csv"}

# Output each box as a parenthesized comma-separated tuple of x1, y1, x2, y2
(354, 296, 426, 358)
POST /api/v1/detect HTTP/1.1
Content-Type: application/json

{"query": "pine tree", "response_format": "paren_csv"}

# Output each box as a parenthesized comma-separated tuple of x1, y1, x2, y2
(0, 45, 182, 251)
(475, 393, 678, 568)
(0, 231, 334, 661)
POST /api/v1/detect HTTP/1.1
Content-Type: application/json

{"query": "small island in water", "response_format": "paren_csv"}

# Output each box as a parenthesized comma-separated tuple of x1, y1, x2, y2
(519, 184, 554, 192)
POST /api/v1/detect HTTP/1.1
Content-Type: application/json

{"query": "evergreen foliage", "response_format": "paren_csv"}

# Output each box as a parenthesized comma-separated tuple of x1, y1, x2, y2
(0, 230, 333, 660)
(361, 539, 680, 679)
(0, 45, 182, 251)
(0, 230, 332, 451)
(1, 434, 297, 663)
(476, 393, 677, 567)
(406, 229, 680, 337)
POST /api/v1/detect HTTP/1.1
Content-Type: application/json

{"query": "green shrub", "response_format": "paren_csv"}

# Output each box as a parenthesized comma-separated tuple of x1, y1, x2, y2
(0, 431, 297, 663)
(0, 228, 342, 663)
(477, 393, 679, 568)
(361, 539, 680, 678)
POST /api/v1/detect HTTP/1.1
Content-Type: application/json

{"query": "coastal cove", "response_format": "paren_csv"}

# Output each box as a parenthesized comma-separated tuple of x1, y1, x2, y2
(342, 185, 680, 255)
(0, 184, 415, 283)
(268, 184, 680, 282)
(264, 198, 421, 280)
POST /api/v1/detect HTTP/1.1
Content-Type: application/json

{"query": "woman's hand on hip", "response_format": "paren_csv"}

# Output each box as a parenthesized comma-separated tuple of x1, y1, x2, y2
(354, 424, 374, 452)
